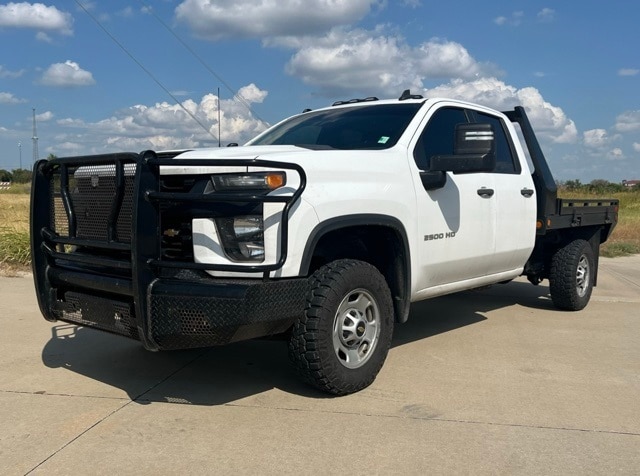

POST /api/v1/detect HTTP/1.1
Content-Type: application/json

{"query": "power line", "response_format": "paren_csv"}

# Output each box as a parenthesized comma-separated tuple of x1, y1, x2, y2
(74, 0, 219, 142)
(137, 0, 267, 126)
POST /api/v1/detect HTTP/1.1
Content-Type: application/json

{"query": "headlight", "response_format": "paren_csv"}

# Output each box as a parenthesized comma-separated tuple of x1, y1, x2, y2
(209, 171, 285, 263)
(211, 172, 285, 191)
(215, 215, 265, 262)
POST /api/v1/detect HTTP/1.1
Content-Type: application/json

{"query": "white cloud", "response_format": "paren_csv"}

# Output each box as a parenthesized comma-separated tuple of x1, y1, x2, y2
(494, 11, 523, 27)
(537, 8, 555, 22)
(49, 141, 83, 154)
(285, 28, 499, 96)
(175, 0, 376, 40)
(52, 85, 268, 154)
(0, 65, 25, 79)
(0, 91, 26, 104)
(117, 6, 134, 18)
(583, 129, 609, 148)
(618, 68, 639, 77)
(415, 39, 496, 79)
(607, 148, 624, 161)
(615, 111, 640, 133)
(36, 111, 54, 121)
(424, 77, 577, 144)
(40, 61, 96, 87)
(633, 142, 640, 152)
(0, 2, 73, 35)
(35, 31, 52, 42)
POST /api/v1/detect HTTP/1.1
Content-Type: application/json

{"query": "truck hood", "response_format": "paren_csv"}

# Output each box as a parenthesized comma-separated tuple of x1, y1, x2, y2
(159, 145, 313, 175)
(161, 145, 406, 195)
(174, 145, 308, 161)
(163, 144, 397, 176)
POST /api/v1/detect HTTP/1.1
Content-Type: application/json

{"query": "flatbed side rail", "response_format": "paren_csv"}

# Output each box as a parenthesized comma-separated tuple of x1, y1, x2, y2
(551, 198, 619, 230)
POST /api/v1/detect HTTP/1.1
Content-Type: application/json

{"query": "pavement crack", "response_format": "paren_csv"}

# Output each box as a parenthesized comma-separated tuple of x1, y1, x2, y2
(422, 416, 640, 437)
(25, 399, 134, 475)
(221, 402, 640, 438)
(23, 349, 210, 474)
(0, 389, 129, 400)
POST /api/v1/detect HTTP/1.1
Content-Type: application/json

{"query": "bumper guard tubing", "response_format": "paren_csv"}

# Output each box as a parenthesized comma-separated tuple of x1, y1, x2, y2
(31, 150, 308, 350)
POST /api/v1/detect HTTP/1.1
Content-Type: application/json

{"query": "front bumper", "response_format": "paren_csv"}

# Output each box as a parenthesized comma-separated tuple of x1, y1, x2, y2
(30, 151, 307, 350)
(43, 267, 307, 350)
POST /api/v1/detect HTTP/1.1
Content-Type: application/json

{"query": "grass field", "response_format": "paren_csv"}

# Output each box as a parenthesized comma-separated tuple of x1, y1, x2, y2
(1, 185, 639, 274)
(0, 187, 30, 273)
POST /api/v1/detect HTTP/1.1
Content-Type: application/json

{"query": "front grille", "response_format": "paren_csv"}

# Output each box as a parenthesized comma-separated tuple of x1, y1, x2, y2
(50, 164, 136, 243)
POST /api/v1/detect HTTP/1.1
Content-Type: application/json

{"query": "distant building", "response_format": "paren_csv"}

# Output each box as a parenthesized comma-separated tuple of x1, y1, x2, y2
(622, 180, 640, 188)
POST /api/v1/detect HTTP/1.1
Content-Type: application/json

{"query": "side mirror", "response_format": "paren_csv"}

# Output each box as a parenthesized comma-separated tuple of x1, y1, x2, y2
(430, 123, 496, 173)
(419, 171, 446, 190)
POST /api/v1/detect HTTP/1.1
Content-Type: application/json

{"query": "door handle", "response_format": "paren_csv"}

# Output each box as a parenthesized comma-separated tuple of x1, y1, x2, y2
(477, 188, 494, 198)
(521, 188, 534, 198)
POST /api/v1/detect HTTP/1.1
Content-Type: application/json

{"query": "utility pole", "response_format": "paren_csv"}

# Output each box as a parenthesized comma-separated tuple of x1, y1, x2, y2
(32, 108, 39, 162)
(18, 141, 22, 169)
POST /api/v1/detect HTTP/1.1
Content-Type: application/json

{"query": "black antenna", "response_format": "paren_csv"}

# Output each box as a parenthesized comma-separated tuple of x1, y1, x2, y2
(399, 89, 424, 101)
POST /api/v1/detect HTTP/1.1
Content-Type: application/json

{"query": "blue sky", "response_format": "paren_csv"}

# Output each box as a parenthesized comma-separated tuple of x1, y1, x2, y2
(0, 0, 639, 182)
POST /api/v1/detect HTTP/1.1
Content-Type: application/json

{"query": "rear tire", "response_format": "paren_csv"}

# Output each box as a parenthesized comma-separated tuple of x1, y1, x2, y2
(289, 259, 394, 395)
(549, 239, 594, 311)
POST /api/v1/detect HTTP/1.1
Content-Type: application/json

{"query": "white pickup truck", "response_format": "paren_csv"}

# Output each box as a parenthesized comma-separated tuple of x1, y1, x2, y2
(31, 90, 618, 395)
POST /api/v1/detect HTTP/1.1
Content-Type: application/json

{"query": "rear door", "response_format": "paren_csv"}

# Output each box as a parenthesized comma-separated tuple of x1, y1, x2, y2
(471, 110, 537, 274)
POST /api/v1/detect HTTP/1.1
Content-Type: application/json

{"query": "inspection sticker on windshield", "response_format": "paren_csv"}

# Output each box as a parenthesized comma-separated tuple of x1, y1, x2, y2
(378, 136, 390, 144)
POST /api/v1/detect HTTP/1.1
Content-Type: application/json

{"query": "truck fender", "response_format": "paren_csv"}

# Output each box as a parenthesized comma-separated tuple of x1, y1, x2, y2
(298, 214, 412, 323)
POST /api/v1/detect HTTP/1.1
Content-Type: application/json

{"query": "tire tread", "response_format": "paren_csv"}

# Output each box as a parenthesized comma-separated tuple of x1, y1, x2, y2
(289, 259, 393, 395)
(549, 239, 594, 311)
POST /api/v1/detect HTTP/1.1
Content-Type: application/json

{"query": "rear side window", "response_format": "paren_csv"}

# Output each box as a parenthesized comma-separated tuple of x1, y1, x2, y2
(474, 112, 520, 174)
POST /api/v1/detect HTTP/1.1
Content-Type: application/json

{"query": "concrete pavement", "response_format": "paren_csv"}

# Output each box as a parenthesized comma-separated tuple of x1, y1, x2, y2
(1, 256, 639, 474)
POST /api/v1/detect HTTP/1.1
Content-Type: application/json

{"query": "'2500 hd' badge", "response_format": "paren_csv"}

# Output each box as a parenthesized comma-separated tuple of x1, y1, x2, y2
(424, 231, 456, 241)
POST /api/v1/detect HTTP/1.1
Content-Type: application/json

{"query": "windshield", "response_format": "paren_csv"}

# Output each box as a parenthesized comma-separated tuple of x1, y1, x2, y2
(250, 103, 423, 150)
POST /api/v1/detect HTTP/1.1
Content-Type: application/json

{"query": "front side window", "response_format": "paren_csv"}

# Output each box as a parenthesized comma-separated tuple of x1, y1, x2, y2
(413, 107, 469, 170)
(250, 103, 423, 150)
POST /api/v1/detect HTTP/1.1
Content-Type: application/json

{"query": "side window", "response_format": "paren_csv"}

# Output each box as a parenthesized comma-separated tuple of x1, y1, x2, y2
(474, 112, 520, 174)
(413, 107, 468, 170)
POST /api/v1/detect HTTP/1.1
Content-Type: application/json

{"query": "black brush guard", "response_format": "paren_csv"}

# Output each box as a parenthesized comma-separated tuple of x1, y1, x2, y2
(31, 150, 308, 350)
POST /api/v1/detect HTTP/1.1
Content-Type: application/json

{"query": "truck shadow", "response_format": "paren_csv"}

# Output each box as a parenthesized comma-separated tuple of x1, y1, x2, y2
(41, 280, 553, 405)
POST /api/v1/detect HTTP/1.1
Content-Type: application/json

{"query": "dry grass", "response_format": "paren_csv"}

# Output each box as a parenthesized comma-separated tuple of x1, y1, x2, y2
(0, 191, 30, 274)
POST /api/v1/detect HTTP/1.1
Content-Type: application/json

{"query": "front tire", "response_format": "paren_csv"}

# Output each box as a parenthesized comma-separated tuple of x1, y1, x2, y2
(549, 239, 595, 311)
(289, 259, 394, 395)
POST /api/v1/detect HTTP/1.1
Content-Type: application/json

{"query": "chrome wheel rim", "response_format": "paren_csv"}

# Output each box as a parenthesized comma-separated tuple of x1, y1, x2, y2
(332, 288, 381, 369)
(576, 254, 590, 297)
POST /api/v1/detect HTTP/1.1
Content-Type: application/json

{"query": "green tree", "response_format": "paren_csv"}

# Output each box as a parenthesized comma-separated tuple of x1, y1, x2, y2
(564, 179, 582, 191)
(11, 168, 32, 183)
(0, 169, 11, 182)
